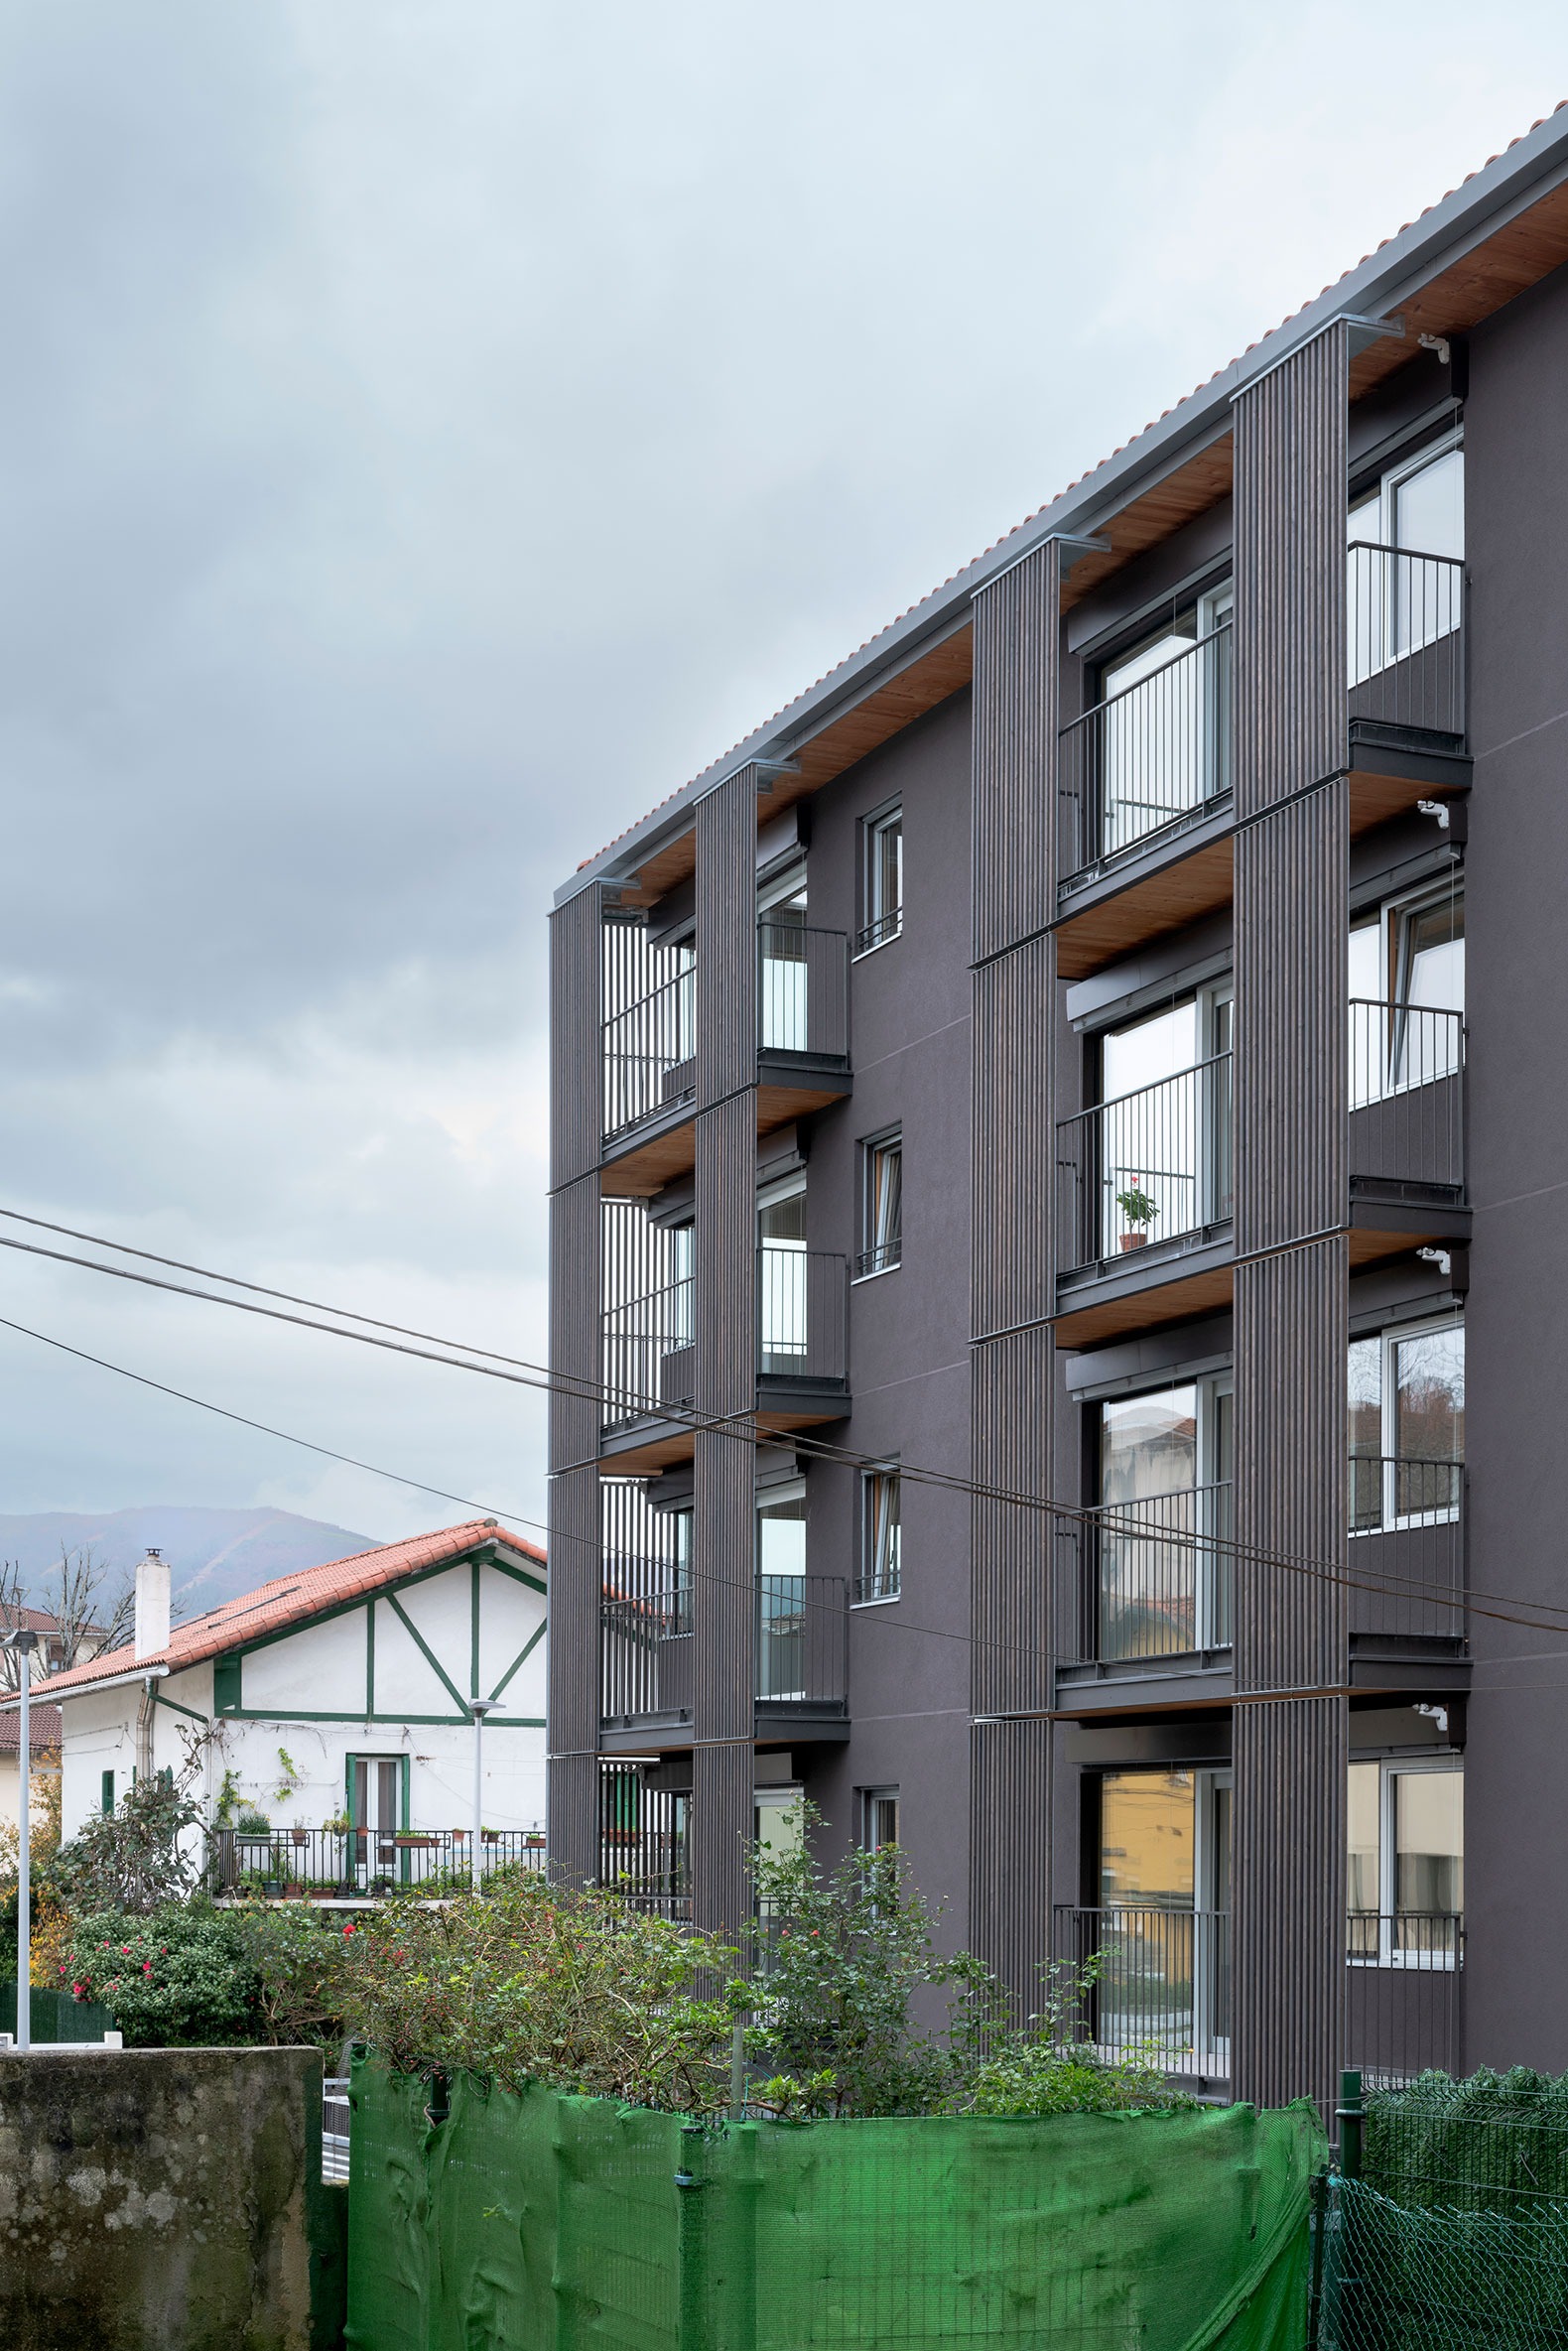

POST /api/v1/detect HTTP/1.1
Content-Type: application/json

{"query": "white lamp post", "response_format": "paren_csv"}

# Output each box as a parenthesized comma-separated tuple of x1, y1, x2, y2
(8, 1631, 40, 2051)
(469, 1699, 496, 1893)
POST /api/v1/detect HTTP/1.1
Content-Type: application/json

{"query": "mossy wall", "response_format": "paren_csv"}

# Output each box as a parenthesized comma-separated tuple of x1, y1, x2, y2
(0, 2045, 342, 2351)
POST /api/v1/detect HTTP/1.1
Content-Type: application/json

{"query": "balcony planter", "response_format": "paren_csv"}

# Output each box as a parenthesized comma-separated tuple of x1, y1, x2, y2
(292, 1830, 310, 1848)
(1119, 1231, 1150, 1251)
(394, 1834, 440, 1849)
(525, 1834, 546, 1850)
(285, 1882, 305, 1898)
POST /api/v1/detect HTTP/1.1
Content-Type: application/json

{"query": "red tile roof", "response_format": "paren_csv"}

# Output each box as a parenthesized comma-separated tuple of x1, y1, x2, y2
(576, 102, 1568, 877)
(23, 1520, 545, 1705)
(0, 1702, 62, 1753)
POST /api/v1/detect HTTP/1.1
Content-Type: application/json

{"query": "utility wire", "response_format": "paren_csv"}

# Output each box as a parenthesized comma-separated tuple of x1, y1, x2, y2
(0, 1211, 1547, 1631)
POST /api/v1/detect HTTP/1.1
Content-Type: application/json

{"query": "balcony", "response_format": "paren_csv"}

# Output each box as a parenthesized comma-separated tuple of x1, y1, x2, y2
(1346, 1910, 1464, 2086)
(1053, 1904, 1231, 2085)
(1348, 1455, 1467, 1687)
(1056, 1483, 1234, 1711)
(1055, 550, 1468, 984)
(599, 923, 851, 1195)
(598, 1575, 849, 1748)
(598, 1244, 849, 1474)
(1055, 1052, 1234, 1344)
(205, 1826, 546, 1900)
(1349, 996, 1468, 1275)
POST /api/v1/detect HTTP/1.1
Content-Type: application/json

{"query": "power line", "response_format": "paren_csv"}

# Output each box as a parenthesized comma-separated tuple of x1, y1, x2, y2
(0, 1207, 1545, 1631)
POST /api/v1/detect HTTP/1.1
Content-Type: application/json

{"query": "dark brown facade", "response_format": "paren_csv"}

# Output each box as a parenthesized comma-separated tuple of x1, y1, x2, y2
(550, 110, 1568, 2102)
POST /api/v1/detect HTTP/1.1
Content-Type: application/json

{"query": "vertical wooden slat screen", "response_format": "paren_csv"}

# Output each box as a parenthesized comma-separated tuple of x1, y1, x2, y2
(548, 885, 606, 1885)
(1231, 322, 1351, 2116)
(968, 539, 1060, 2000)
(692, 768, 760, 1930)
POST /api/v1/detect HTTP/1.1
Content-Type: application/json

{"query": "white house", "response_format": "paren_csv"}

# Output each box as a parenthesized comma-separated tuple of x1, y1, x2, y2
(29, 1519, 548, 1892)
(0, 1699, 60, 1835)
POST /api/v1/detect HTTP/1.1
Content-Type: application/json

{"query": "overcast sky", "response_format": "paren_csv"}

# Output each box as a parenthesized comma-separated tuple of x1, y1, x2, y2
(0, 2, 1562, 1551)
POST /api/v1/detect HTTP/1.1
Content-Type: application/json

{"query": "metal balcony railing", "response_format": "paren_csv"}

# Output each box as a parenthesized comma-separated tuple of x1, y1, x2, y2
(757, 1245, 849, 1382)
(598, 1576, 849, 1721)
(757, 921, 849, 1056)
(600, 1276, 694, 1431)
(1057, 1052, 1234, 1275)
(755, 1575, 849, 1707)
(598, 1762, 692, 1918)
(1349, 1456, 1466, 1642)
(601, 964, 697, 1141)
(1053, 1904, 1232, 2076)
(1058, 1482, 1234, 1667)
(600, 1578, 693, 1722)
(1059, 621, 1233, 883)
(1348, 544, 1466, 739)
(1347, 1912, 1465, 2087)
(204, 1827, 546, 1897)
(1350, 998, 1465, 1195)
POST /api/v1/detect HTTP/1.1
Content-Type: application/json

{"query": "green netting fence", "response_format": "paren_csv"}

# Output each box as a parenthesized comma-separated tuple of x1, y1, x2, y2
(0, 1982, 116, 2041)
(344, 2054, 1324, 2351)
(1316, 2176, 1568, 2351)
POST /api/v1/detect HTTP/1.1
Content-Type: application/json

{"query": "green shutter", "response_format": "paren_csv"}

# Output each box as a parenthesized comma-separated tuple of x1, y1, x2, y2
(212, 1656, 241, 1715)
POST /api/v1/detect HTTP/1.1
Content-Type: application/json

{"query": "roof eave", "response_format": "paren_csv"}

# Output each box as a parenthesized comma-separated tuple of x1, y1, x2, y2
(558, 104, 1568, 906)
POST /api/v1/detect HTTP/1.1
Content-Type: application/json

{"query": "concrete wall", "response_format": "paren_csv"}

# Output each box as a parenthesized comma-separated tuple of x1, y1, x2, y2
(0, 2045, 341, 2351)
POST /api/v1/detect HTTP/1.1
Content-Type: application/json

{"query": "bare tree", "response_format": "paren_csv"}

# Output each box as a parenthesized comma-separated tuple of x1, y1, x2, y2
(0, 1559, 27, 1690)
(46, 1543, 134, 1671)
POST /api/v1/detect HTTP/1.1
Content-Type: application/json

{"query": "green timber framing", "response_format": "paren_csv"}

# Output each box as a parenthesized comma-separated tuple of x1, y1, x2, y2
(210, 1545, 547, 1729)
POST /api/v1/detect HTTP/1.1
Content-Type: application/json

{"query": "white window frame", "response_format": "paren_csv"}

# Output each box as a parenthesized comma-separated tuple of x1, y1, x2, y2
(1349, 879, 1464, 1106)
(854, 1463, 901, 1607)
(1348, 1755, 1463, 1970)
(1349, 1311, 1464, 1534)
(855, 802, 903, 958)
(860, 1786, 900, 1851)
(855, 1128, 903, 1282)
(1348, 430, 1465, 675)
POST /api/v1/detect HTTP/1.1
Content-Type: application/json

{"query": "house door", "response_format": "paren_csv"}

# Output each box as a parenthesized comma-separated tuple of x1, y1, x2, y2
(350, 1756, 402, 1881)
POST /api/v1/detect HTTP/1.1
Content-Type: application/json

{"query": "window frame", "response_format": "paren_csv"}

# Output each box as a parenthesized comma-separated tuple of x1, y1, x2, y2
(860, 1786, 901, 1852)
(1349, 1311, 1464, 1534)
(855, 1463, 902, 1607)
(855, 801, 903, 958)
(1348, 1753, 1464, 1970)
(855, 1127, 903, 1282)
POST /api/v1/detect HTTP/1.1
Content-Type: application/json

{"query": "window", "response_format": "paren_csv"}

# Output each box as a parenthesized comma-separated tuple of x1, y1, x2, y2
(1349, 1316, 1464, 1530)
(757, 1173, 807, 1367)
(1089, 583, 1234, 860)
(1088, 984, 1233, 1261)
(100, 1768, 115, 1816)
(1348, 1757, 1463, 1962)
(858, 804, 903, 954)
(1094, 1766, 1232, 2058)
(1350, 883, 1464, 1101)
(757, 865, 808, 1050)
(1094, 1375, 1233, 1656)
(857, 1130, 902, 1278)
(1349, 435, 1464, 679)
(857, 1466, 901, 1604)
(756, 1483, 807, 1700)
(861, 1788, 900, 1852)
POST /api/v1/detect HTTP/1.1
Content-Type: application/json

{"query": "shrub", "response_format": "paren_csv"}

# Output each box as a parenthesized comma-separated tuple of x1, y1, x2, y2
(50, 1763, 203, 1914)
(330, 1868, 747, 2116)
(60, 1901, 258, 2045)
(239, 1900, 354, 2050)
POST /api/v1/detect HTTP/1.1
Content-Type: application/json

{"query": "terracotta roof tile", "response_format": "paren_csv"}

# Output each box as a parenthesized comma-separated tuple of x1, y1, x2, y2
(0, 1702, 62, 1753)
(26, 1521, 545, 1706)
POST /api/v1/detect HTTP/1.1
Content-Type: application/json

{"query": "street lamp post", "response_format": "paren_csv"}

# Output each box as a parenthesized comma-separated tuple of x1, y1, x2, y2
(469, 1699, 497, 1894)
(7, 1631, 40, 2051)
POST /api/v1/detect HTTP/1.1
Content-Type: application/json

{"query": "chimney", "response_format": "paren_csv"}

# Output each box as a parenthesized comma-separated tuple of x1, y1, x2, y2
(134, 1549, 171, 1660)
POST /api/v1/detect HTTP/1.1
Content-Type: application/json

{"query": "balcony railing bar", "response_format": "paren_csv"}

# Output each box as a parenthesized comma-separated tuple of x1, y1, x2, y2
(1058, 621, 1233, 882)
(1348, 544, 1466, 738)
(1056, 1050, 1233, 1275)
(599, 1576, 849, 1717)
(1053, 1903, 1232, 2076)
(756, 921, 849, 1058)
(205, 1827, 546, 1897)
(1059, 1481, 1234, 1666)
(600, 1275, 694, 1431)
(757, 1245, 849, 1382)
(1345, 1910, 1464, 2086)
(853, 1239, 902, 1279)
(853, 907, 903, 956)
(601, 965, 697, 1141)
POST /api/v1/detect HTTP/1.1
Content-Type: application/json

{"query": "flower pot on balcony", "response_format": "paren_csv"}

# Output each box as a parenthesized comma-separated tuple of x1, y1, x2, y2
(285, 1882, 305, 1897)
(1119, 1231, 1150, 1251)
(292, 1830, 309, 1848)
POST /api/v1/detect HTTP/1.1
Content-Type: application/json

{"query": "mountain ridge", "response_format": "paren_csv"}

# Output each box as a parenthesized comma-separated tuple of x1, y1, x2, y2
(0, 1505, 382, 1620)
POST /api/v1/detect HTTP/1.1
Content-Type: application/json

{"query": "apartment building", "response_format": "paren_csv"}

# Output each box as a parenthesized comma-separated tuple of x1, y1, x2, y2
(550, 105, 1568, 2110)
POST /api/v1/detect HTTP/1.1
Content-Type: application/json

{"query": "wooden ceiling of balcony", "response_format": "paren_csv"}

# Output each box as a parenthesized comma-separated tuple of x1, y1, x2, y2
(1054, 837, 1236, 981)
(1053, 1262, 1235, 1350)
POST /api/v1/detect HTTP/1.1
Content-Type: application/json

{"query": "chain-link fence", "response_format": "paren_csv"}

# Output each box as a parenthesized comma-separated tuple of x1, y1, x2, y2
(1317, 2176, 1568, 2351)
